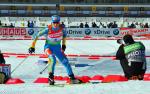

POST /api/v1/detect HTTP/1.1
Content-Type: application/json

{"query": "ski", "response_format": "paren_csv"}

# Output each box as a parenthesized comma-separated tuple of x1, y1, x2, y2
(46, 82, 100, 87)
(47, 84, 65, 87)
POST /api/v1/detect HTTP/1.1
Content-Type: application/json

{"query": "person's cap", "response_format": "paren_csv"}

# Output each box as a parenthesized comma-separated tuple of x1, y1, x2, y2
(123, 34, 134, 44)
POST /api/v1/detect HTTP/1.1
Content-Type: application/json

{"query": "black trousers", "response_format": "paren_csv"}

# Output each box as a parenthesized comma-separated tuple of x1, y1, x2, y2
(120, 59, 131, 79)
(130, 62, 146, 76)
(120, 60, 146, 80)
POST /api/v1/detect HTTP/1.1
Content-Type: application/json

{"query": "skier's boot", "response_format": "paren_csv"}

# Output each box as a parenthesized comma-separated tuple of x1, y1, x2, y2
(48, 73, 55, 85)
(129, 75, 138, 80)
(69, 74, 83, 84)
(138, 74, 144, 80)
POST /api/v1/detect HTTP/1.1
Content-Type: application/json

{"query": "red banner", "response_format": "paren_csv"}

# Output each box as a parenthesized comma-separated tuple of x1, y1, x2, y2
(120, 28, 149, 36)
(0, 28, 26, 36)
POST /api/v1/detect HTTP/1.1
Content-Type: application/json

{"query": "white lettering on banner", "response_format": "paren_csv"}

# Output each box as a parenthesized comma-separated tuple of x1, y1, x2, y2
(0, 28, 26, 36)
(66, 28, 113, 37)
(94, 30, 110, 34)
(67, 29, 82, 34)
(120, 28, 149, 35)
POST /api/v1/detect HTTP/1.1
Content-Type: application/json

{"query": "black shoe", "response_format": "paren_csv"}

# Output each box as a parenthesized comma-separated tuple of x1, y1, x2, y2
(49, 77, 55, 85)
(69, 74, 83, 84)
(129, 76, 138, 80)
(70, 78, 82, 84)
(49, 73, 55, 85)
(138, 74, 144, 80)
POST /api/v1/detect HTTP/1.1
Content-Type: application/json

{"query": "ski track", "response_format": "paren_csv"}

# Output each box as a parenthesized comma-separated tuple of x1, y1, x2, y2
(0, 40, 150, 94)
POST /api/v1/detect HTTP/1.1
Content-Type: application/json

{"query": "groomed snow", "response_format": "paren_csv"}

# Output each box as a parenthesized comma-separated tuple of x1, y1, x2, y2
(0, 40, 150, 94)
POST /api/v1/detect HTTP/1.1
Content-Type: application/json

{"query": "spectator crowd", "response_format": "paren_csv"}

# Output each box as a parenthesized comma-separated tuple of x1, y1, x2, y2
(0, 18, 150, 28)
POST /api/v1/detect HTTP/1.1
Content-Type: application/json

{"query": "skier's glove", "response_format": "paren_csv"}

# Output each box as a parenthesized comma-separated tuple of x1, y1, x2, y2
(62, 45, 66, 52)
(28, 47, 35, 54)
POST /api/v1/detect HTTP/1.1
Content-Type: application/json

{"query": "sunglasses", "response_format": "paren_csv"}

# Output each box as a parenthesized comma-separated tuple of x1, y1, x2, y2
(53, 22, 59, 24)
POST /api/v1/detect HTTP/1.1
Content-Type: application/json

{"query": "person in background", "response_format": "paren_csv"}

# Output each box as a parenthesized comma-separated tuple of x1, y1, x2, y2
(129, 22, 136, 28)
(79, 22, 84, 28)
(0, 20, 2, 27)
(29, 21, 34, 28)
(27, 21, 30, 27)
(9, 23, 14, 28)
(27, 21, 34, 28)
(0, 50, 8, 84)
(0, 50, 5, 64)
(92, 22, 97, 28)
(123, 34, 146, 80)
(116, 39, 131, 79)
(61, 22, 65, 28)
(111, 21, 118, 28)
(3, 24, 7, 27)
(28, 15, 82, 85)
(116, 34, 147, 80)
(144, 23, 149, 28)
(85, 22, 89, 28)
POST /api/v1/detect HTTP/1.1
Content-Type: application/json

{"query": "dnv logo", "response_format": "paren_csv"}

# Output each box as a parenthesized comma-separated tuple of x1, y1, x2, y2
(113, 29, 119, 35)
(85, 29, 91, 35)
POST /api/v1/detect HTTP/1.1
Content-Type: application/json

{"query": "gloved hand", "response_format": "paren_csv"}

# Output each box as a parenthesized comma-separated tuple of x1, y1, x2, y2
(117, 39, 123, 44)
(62, 45, 66, 52)
(28, 47, 35, 54)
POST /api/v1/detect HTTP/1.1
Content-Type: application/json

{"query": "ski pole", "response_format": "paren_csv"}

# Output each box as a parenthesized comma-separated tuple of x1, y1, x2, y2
(39, 63, 49, 74)
(11, 55, 29, 74)
(39, 58, 60, 74)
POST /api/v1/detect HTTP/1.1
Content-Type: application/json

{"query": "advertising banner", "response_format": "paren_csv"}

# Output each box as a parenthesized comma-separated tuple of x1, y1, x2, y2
(120, 28, 150, 36)
(66, 28, 120, 37)
(0, 28, 26, 36)
(0, 27, 150, 39)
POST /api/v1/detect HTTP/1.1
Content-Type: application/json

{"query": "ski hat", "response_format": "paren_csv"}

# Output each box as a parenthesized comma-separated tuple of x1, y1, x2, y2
(51, 15, 60, 23)
(123, 34, 135, 44)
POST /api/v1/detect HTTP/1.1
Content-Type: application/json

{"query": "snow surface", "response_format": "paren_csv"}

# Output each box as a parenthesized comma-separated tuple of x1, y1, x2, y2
(0, 40, 150, 94)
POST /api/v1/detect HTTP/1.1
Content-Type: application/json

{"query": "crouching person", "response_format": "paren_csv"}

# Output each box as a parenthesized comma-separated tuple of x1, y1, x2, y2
(0, 50, 5, 64)
(0, 50, 10, 84)
(123, 34, 147, 80)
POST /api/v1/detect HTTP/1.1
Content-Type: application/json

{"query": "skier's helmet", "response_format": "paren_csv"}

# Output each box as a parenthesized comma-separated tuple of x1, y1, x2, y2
(51, 15, 60, 23)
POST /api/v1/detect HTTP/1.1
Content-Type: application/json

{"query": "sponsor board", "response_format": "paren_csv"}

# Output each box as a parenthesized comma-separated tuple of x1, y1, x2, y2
(0, 27, 150, 38)
(0, 28, 26, 36)
(66, 28, 120, 37)
(120, 28, 149, 36)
